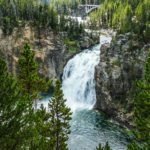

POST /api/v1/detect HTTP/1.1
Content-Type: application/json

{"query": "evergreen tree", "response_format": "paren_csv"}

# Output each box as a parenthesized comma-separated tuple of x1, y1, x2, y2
(25, 105, 52, 150)
(18, 43, 52, 149)
(18, 43, 49, 104)
(127, 142, 143, 150)
(134, 52, 150, 145)
(48, 80, 72, 150)
(96, 142, 112, 150)
(144, 22, 150, 42)
(0, 57, 29, 149)
(128, 51, 150, 149)
(91, 0, 150, 41)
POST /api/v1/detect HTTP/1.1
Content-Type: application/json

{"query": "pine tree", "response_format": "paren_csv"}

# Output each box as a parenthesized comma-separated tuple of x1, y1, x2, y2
(25, 105, 52, 150)
(18, 43, 49, 105)
(96, 142, 112, 150)
(18, 43, 52, 148)
(90, 0, 150, 41)
(48, 80, 72, 150)
(0, 57, 29, 149)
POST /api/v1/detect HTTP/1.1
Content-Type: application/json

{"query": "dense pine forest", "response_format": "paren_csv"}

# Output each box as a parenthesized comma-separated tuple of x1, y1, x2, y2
(90, 0, 150, 41)
(0, 0, 150, 150)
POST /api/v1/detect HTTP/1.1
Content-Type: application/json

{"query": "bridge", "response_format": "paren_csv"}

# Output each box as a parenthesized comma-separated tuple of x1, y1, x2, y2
(79, 4, 100, 15)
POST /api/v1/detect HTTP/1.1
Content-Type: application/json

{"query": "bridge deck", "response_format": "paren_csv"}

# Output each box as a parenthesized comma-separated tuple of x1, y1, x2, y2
(79, 4, 101, 15)
(79, 4, 99, 7)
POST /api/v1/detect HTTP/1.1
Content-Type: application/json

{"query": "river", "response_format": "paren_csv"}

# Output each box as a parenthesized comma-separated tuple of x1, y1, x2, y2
(39, 33, 129, 150)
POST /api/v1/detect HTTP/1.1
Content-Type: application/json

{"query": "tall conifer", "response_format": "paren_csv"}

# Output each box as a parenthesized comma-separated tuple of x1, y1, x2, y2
(48, 80, 72, 150)
(18, 43, 49, 103)
(18, 44, 52, 149)
(0, 58, 29, 149)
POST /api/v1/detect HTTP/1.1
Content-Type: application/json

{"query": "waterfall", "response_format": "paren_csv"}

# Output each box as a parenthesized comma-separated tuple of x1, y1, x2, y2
(62, 34, 112, 112)
(38, 31, 128, 150)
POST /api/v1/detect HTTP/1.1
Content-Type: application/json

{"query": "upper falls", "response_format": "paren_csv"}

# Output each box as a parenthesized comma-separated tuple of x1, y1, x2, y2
(62, 33, 112, 112)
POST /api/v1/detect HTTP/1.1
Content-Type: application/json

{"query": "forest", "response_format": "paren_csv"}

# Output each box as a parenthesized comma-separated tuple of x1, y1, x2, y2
(90, 0, 150, 42)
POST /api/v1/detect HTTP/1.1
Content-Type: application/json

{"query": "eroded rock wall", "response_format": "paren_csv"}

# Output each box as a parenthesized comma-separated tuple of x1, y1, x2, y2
(0, 25, 73, 79)
(95, 33, 150, 128)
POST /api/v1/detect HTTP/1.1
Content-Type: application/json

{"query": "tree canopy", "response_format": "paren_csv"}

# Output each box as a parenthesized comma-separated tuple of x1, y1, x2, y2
(90, 0, 150, 42)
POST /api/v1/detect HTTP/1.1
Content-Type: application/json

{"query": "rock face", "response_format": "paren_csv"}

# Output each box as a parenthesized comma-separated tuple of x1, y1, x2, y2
(79, 35, 99, 49)
(95, 33, 150, 128)
(0, 25, 73, 79)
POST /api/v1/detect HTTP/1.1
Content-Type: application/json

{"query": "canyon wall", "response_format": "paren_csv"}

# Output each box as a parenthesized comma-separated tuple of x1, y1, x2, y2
(0, 25, 73, 79)
(95, 33, 150, 128)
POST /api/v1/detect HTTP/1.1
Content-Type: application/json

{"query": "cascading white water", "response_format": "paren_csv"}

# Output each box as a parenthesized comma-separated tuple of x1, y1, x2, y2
(62, 34, 112, 112)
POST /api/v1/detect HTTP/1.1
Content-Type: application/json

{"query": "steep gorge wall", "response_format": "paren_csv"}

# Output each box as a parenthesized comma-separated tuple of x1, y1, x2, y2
(95, 33, 150, 128)
(0, 25, 73, 79)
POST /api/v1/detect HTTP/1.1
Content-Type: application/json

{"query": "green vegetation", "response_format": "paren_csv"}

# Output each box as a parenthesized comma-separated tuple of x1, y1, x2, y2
(64, 18, 84, 39)
(111, 59, 121, 67)
(0, 0, 86, 53)
(17, 44, 53, 149)
(51, 0, 80, 14)
(0, 0, 150, 149)
(59, 15, 84, 38)
(48, 80, 72, 149)
(0, 44, 72, 149)
(0, 0, 84, 36)
(64, 38, 78, 53)
(90, 0, 150, 42)
(0, 57, 29, 149)
(0, 0, 58, 34)
(127, 51, 150, 149)
(59, 15, 85, 52)
(18, 43, 49, 102)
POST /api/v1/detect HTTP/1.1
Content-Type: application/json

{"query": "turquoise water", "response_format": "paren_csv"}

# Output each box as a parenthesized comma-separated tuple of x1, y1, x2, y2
(39, 98, 129, 150)
(68, 109, 129, 150)
(39, 94, 129, 150)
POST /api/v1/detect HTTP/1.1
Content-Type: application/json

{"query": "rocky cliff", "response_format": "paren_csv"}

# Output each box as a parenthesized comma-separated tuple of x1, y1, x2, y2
(0, 25, 74, 79)
(95, 33, 150, 128)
